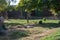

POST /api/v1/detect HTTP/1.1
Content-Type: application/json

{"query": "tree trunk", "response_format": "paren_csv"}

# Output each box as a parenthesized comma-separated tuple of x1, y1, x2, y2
(20, 8, 23, 18)
(27, 13, 29, 24)
(0, 12, 2, 16)
(21, 11, 23, 18)
(5, 11, 8, 19)
(27, 11, 31, 24)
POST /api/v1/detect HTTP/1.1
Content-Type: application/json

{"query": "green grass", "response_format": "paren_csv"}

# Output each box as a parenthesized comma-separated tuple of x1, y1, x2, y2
(9, 30, 29, 39)
(4, 19, 60, 25)
(4, 19, 60, 29)
(5, 19, 40, 23)
(24, 27, 49, 34)
(40, 28, 60, 40)
(3, 19, 60, 40)
(9, 27, 48, 40)
(4, 19, 60, 33)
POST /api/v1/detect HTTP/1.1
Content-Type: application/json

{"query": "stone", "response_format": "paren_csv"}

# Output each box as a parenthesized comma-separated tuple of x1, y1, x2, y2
(24, 25, 34, 28)
(0, 16, 7, 36)
(17, 25, 23, 28)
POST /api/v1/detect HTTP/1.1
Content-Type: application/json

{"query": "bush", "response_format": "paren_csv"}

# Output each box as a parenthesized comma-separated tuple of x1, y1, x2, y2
(55, 35, 60, 40)
(40, 29, 60, 40)
(10, 31, 28, 39)
(39, 20, 43, 24)
(43, 18, 46, 21)
(58, 21, 60, 24)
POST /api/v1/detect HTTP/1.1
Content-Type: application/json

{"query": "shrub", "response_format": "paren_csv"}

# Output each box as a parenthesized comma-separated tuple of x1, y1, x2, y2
(43, 18, 46, 21)
(39, 20, 43, 24)
(40, 29, 60, 40)
(58, 21, 60, 24)
(10, 31, 28, 39)
(54, 35, 60, 40)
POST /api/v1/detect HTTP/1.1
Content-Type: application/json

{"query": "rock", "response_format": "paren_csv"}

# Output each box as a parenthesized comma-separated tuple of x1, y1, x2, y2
(58, 21, 60, 24)
(0, 30, 7, 36)
(0, 16, 7, 36)
(24, 25, 34, 28)
(17, 25, 23, 28)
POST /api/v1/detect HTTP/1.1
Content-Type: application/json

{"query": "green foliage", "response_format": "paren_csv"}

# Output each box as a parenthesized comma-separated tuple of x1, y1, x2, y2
(51, 0, 60, 11)
(0, 0, 60, 18)
(43, 18, 47, 21)
(40, 28, 60, 40)
(39, 20, 43, 24)
(17, 0, 38, 12)
(0, 0, 60, 13)
(58, 21, 60, 24)
(17, 0, 60, 13)
(0, 0, 7, 12)
(10, 30, 28, 39)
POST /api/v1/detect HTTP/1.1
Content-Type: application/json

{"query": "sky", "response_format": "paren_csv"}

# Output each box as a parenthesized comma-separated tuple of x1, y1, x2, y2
(10, 0, 20, 5)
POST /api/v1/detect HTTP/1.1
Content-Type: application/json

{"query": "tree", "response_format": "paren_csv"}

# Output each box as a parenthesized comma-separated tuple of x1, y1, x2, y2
(17, 0, 60, 24)
(50, 0, 60, 12)
(17, 0, 38, 24)
(5, 0, 17, 19)
(16, 0, 24, 18)
(0, 0, 7, 16)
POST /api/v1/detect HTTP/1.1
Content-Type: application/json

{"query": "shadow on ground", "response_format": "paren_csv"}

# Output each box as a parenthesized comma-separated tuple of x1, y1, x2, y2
(0, 23, 29, 40)
(0, 29, 29, 40)
(5, 22, 60, 29)
(37, 23, 60, 29)
(9, 30, 29, 40)
(2, 22, 60, 40)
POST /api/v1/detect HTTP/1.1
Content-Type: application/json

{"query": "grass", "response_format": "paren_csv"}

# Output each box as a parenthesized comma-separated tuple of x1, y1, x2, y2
(2, 19, 60, 40)
(24, 27, 49, 35)
(40, 28, 60, 40)
(4, 19, 60, 35)
(8, 27, 48, 40)
(4, 19, 60, 29)
(4, 19, 40, 24)
(4, 19, 40, 26)
(9, 30, 29, 39)
(5, 19, 60, 23)
(4, 19, 60, 25)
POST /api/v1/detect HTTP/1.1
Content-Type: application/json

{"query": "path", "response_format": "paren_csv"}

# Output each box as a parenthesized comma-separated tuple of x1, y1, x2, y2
(0, 28, 57, 40)
(21, 28, 56, 40)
